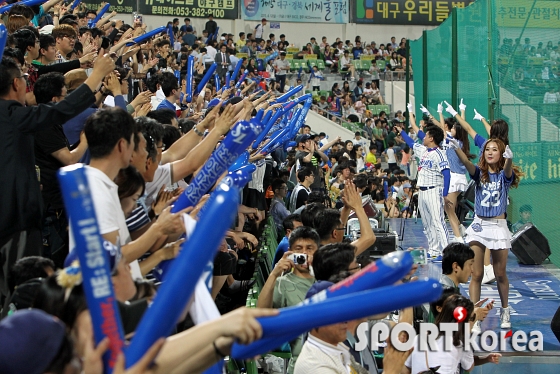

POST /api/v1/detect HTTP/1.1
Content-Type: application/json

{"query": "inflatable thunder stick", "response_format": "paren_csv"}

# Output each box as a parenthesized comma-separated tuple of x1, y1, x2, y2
(90, 3, 111, 26)
(195, 63, 217, 95)
(0, 24, 6, 60)
(185, 55, 194, 102)
(231, 251, 414, 359)
(57, 165, 125, 374)
(274, 85, 303, 103)
(126, 26, 166, 46)
(170, 118, 262, 213)
(225, 71, 231, 88)
(70, 0, 81, 11)
(125, 182, 240, 368)
(214, 74, 221, 92)
(228, 151, 250, 173)
(235, 70, 248, 89)
(231, 59, 243, 82)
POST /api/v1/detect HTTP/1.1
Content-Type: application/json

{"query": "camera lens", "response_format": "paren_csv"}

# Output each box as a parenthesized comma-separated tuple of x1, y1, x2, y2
(296, 255, 305, 264)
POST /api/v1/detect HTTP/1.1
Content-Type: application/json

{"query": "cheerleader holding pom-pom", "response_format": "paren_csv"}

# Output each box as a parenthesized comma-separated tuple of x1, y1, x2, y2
(448, 137, 523, 331)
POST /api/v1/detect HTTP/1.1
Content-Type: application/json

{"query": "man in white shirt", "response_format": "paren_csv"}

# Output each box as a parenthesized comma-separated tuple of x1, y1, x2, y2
(68, 108, 185, 280)
(273, 52, 290, 92)
(254, 18, 267, 40)
(206, 41, 217, 60)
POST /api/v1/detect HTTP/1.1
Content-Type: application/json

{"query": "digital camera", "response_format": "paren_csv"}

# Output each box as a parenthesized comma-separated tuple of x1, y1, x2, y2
(291, 253, 307, 266)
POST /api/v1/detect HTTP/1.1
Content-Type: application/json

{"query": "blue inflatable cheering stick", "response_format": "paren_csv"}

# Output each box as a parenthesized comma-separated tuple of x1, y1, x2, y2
(126, 26, 166, 47)
(185, 55, 194, 102)
(0, 24, 7, 60)
(89, 2, 110, 27)
(125, 181, 240, 368)
(0, 0, 46, 14)
(231, 59, 243, 82)
(58, 165, 125, 373)
(274, 85, 303, 103)
(194, 63, 217, 96)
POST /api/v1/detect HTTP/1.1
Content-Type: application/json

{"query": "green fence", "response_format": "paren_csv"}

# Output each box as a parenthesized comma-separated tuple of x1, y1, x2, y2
(410, 0, 560, 266)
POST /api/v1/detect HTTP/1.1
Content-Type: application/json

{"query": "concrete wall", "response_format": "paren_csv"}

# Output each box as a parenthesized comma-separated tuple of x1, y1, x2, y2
(117, 14, 435, 45)
(306, 109, 355, 140)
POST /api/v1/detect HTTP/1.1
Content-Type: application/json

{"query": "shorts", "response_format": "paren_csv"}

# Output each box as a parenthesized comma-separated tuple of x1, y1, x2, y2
(243, 187, 266, 211)
(449, 172, 468, 193)
(465, 216, 512, 250)
(213, 251, 237, 276)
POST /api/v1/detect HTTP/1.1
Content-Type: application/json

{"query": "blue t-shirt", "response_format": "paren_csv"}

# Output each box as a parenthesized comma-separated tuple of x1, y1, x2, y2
(273, 236, 289, 267)
(443, 134, 467, 174)
(157, 99, 177, 115)
(474, 133, 488, 158)
(471, 166, 514, 217)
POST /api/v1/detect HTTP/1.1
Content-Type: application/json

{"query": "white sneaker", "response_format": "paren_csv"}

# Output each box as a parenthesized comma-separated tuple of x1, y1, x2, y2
(500, 307, 511, 329)
(472, 320, 482, 334)
(481, 265, 496, 284)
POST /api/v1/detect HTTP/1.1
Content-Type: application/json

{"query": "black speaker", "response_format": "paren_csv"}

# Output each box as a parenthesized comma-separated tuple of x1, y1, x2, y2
(357, 231, 398, 261)
(511, 223, 550, 265)
(456, 180, 476, 224)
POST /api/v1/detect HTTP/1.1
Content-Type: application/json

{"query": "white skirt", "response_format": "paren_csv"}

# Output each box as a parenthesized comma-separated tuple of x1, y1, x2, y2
(449, 172, 468, 193)
(465, 216, 512, 249)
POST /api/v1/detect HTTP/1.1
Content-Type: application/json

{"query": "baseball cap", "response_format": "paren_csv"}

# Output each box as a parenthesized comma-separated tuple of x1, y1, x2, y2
(0, 309, 66, 374)
(296, 134, 311, 144)
(402, 182, 412, 189)
(64, 69, 88, 92)
(39, 25, 55, 35)
(262, 18, 267, 22)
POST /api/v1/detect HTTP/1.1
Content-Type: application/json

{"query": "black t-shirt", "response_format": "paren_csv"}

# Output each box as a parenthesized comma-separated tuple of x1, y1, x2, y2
(34, 123, 71, 209)
(296, 150, 323, 189)
(295, 187, 309, 210)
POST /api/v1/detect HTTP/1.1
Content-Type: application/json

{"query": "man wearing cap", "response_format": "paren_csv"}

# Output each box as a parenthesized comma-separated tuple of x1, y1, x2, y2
(273, 52, 290, 92)
(512, 204, 533, 233)
(255, 18, 267, 40)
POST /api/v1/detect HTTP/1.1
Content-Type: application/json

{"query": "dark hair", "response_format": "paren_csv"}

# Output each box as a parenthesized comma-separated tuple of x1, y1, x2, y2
(453, 123, 475, 160)
(441, 242, 475, 275)
(44, 334, 75, 374)
(308, 191, 326, 204)
(177, 118, 196, 134)
(313, 208, 342, 241)
(39, 34, 56, 55)
(159, 71, 179, 97)
(85, 107, 136, 159)
(300, 202, 327, 228)
(288, 226, 320, 249)
(429, 287, 458, 321)
(9, 256, 55, 291)
(115, 166, 146, 200)
(52, 25, 77, 40)
(161, 124, 182, 150)
(271, 178, 286, 192)
(33, 275, 87, 329)
(3, 47, 24, 66)
(424, 125, 444, 145)
(146, 108, 176, 125)
(12, 29, 36, 54)
(435, 294, 475, 347)
(297, 167, 313, 183)
(489, 119, 509, 145)
(313, 243, 356, 281)
(33, 72, 65, 104)
(0, 57, 22, 97)
(349, 144, 363, 160)
(354, 174, 368, 190)
(8, 4, 34, 20)
(283, 214, 302, 231)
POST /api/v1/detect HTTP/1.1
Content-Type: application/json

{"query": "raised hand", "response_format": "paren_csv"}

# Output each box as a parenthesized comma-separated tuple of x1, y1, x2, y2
(444, 101, 458, 117)
(419, 104, 430, 115)
(459, 98, 466, 112)
(446, 137, 460, 150)
(473, 108, 485, 121)
(503, 145, 513, 159)
(406, 102, 413, 114)
(437, 102, 443, 113)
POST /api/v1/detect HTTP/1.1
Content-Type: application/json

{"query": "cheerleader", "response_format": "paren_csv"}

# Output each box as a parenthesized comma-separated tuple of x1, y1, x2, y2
(449, 137, 522, 332)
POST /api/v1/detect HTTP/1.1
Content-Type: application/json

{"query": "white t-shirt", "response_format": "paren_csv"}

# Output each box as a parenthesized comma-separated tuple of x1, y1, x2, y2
(386, 148, 397, 163)
(68, 166, 142, 280)
(405, 335, 474, 374)
(145, 163, 173, 209)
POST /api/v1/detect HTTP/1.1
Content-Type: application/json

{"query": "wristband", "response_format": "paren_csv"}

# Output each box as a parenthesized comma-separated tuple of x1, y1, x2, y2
(193, 126, 204, 137)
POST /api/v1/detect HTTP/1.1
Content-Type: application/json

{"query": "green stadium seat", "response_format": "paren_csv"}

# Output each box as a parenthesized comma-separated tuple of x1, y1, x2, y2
(376, 59, 387, 71)
(376, 104, 390, 114)
(316, 59, 326, 70)
(352, 60, 363, 71)
(307, 59, 318, 69)
(361, 59, 372, 71)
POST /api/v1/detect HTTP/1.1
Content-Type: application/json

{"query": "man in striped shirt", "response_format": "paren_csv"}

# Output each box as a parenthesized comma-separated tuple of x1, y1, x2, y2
(396, 124, 452, 261)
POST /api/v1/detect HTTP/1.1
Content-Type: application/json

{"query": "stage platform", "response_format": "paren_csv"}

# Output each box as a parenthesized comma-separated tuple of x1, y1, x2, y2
(387, 218, 560, 357)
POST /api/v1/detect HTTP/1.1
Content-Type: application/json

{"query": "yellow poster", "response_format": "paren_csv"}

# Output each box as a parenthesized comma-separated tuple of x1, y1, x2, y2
(496, 0, 560, 28)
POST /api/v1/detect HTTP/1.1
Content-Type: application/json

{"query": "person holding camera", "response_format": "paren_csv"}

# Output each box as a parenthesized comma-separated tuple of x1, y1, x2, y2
(257, 226, 321, 373)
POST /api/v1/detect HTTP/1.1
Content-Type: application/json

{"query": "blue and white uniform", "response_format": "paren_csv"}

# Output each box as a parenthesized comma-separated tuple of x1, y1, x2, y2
(419, 131, 468, 193)
(465, 166, 515, 249)
(401, 131, 451, 256)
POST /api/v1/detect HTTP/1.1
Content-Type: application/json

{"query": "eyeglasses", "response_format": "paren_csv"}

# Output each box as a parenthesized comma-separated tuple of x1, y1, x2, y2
(16, 73, 29, 82)
(348, 263, 362, 272)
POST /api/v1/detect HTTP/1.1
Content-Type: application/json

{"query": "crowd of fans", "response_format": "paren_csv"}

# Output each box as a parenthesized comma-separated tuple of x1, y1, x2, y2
(0, 3, 521, 374)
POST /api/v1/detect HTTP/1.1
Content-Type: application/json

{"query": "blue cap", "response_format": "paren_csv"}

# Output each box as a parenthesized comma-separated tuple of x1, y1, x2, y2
(0, 309, 66, 374)
(305, 280, 334, 299)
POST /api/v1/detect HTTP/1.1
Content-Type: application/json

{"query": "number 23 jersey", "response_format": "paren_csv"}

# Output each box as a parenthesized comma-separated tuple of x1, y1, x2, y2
(471, 166, 515, 217)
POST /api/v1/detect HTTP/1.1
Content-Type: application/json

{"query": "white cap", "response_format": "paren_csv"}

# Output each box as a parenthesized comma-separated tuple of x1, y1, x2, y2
(39, 25, 55, 35)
